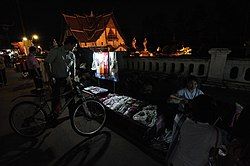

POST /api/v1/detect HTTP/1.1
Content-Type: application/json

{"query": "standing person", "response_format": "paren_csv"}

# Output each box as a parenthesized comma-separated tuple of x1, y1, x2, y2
(44, 35, 78, 118)
(26, 46, 43, 91)
(0, 55, 7, 86)
(4, 53, 11, 68)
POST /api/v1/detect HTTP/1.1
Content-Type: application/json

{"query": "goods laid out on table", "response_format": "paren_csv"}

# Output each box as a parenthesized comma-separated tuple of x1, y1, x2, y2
(84, 86, 109, 94)
(99, 93, 158, 128)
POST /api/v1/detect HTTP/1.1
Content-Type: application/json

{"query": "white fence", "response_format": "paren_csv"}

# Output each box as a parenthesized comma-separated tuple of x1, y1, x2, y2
(118, 48, 250, 87)
(121, 57, 210, 77)
(224, 59, 250, 83)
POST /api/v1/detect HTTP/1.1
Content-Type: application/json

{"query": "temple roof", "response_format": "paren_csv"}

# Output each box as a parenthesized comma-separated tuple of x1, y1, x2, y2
(62, 12, 121, 43)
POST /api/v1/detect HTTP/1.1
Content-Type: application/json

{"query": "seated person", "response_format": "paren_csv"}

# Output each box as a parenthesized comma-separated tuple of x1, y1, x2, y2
(150, 76, 204, 142)
(167, 94, 222, 166)
(165, 75, 204, 128)
(168, 75, 204, 105)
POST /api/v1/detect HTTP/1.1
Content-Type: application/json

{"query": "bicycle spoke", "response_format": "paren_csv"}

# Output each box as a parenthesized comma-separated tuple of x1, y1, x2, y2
(72, 99, 106, 136)
(9, 102, 47, 137)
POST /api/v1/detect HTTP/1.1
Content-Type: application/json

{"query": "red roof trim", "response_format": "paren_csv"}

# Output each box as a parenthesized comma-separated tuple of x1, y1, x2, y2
(62, 12, 124, 43)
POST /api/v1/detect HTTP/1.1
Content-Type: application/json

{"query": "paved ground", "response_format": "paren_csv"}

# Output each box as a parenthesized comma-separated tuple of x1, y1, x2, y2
(0, 68, 164, 166)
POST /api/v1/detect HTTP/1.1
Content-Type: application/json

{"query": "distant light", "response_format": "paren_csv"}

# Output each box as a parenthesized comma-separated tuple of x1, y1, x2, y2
(37, 45, 41, 48)
(32, 34, 39, 40)
(23, 37, 28, 41)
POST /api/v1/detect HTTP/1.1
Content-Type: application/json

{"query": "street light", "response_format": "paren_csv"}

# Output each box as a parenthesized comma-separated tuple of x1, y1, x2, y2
(22, 37, 28, 41)
(21, 34, 39, 55)
(31, 34, 39, 47)
(32, 34, 39, 40)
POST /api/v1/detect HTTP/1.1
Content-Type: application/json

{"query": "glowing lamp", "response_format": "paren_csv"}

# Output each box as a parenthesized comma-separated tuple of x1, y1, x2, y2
(32, 34, 39, 40)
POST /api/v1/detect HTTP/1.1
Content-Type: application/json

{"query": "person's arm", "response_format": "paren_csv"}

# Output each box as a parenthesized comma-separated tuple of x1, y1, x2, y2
(65, 52, 76, 78)
(44, 49, 57, 79)
(171, 89, 184, 99)
(65, 52, 74, 69)
(169, 94, 184, 101)
(168, 89, 188, 104)
(198, 89, 204, 95)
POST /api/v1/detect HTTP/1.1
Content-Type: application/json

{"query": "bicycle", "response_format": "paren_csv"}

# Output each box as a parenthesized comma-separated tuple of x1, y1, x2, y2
(9, 81, 107, 138)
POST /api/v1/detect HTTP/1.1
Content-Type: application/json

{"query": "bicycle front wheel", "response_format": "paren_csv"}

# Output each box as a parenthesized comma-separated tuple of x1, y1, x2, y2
(72, 99, 106, 136)
(9, 101, 47, 137)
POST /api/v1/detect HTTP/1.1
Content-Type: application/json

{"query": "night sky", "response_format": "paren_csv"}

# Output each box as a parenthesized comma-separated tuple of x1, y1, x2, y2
(1, 0, 250, 52)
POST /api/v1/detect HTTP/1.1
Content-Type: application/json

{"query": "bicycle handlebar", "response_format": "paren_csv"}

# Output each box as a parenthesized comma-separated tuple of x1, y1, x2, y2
(71, 80, 94, 98)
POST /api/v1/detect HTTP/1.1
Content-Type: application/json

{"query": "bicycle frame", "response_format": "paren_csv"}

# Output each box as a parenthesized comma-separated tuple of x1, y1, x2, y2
(9, 83, 106, 137)
(56, 88, 96, 111)
(11, 84, 97, 117)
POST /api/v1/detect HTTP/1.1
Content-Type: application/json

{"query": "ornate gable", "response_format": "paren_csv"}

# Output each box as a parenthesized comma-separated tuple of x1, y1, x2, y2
(62, 12, 126, 51)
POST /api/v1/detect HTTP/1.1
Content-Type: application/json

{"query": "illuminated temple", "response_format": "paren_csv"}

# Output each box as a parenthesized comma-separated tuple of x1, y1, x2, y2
(62, 11, 127, 52)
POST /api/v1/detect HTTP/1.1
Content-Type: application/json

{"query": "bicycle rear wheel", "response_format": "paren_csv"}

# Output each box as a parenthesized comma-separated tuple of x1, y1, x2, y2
(9, 101, 47, 137)
(72, 99, 106, 136)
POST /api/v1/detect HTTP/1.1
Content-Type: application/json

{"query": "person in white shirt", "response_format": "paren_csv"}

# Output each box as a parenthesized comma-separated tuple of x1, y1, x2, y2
(44, 36, 78, 118)
(170, 75, 204, 104)
(152, 76, 204, 144)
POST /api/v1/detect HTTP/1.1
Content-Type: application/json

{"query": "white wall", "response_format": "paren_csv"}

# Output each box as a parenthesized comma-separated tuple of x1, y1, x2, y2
(121, 57, 210, 77)
(118, 48, 250, 88)
(224, 59, 250, 83)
